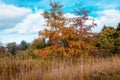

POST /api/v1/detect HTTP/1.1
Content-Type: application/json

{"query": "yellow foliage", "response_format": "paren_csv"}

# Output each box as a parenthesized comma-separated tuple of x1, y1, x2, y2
(36, 1, 98, 58)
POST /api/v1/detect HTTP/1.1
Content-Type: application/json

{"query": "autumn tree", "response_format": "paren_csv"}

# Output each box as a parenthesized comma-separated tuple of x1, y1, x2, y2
(36, 1, 98, 58)
(71, 4, 97, 37)
(60, 3, 98, 56)
(42, 1, 65, 45)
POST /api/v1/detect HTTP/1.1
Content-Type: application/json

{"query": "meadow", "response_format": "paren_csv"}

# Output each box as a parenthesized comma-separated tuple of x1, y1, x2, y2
(0, 53, 120, 80)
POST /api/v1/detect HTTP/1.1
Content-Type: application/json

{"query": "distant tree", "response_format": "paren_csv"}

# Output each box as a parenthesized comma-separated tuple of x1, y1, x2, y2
(18, 40, 29, 50)
(29, 38, 46, 50)
(102, 25, 107, 31)
(0, 46, 6, 53)
(117, 23, 120, 31)
(6, 42, 17, 55)
(0, 42, 6, 53)
(115, 23, 120, 53)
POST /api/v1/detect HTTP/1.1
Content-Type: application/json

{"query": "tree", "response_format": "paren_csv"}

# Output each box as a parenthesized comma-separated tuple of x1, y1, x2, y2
(0, 42, 5, 53)
(59, 3, 98, 56)
(0, 46, 6, 53)
(102, 25, 107, 31)
(36, 1, 98, 58)
(42, 1, 65, 45)
(98, 27, 117, 55)
(18, 40, 29, 50)
(71, 3, 97, 37)
(115, 23, 120, 53)
(29, 38, 46, 50)
(6, 42, 17, 55)
(117, 23, 120, 31)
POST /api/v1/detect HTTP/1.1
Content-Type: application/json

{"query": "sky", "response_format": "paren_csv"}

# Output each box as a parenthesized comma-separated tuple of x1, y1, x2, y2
(0, 0, 120, 44)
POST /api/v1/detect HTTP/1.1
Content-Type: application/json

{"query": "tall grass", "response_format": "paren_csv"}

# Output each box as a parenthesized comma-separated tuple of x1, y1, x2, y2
(0, 54, 120, 80)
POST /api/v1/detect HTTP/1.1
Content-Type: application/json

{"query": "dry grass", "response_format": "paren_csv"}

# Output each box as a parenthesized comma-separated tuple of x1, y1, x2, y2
(0, 54, 120, 80)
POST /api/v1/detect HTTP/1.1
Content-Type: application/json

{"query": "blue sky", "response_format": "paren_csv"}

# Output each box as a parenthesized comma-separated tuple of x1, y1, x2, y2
(0, 0, 120, 44)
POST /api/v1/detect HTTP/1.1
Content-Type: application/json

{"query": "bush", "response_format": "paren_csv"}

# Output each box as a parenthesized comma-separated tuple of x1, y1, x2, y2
(15, 50, 40, 59)
(29, 39, 46, 50)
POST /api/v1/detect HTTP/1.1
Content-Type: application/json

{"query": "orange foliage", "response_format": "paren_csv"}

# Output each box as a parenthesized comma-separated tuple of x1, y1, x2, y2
(35, 1, 98, 58)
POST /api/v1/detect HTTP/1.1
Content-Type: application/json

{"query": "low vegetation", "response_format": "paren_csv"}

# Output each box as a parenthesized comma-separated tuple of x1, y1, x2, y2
(0, 54, 120, 80)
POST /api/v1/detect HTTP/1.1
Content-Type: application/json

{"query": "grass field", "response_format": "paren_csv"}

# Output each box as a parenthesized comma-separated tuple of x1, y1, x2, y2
(0, 54, 120, 80)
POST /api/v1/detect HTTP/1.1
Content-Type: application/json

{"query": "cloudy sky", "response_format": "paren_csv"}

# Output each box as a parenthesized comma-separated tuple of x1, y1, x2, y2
(0, 0, 120, 44)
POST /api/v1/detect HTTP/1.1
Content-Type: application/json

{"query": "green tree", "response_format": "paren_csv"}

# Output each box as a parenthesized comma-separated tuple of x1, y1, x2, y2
(18, 40, 29, 50)
(98, 27, 117, 55)
(117, 23, 120, 31)
(115, 23, 120, 53)
(29, 38, 46, 50)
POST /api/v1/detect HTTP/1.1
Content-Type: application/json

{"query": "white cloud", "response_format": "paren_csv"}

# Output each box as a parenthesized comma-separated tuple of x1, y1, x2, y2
(0, 33, 37, 44)
(1, 4, 120, 43)
(5, 10, 46, 34)
(64, 13, 78, 18)
(93, 9, 120, 32)
(0, 2, 32, 29)
(5, 9, 120, 34)
(6, 12, 77, 34)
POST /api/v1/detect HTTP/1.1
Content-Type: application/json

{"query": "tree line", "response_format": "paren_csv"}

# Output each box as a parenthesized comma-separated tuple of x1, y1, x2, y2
(0, 40, 30, 55)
